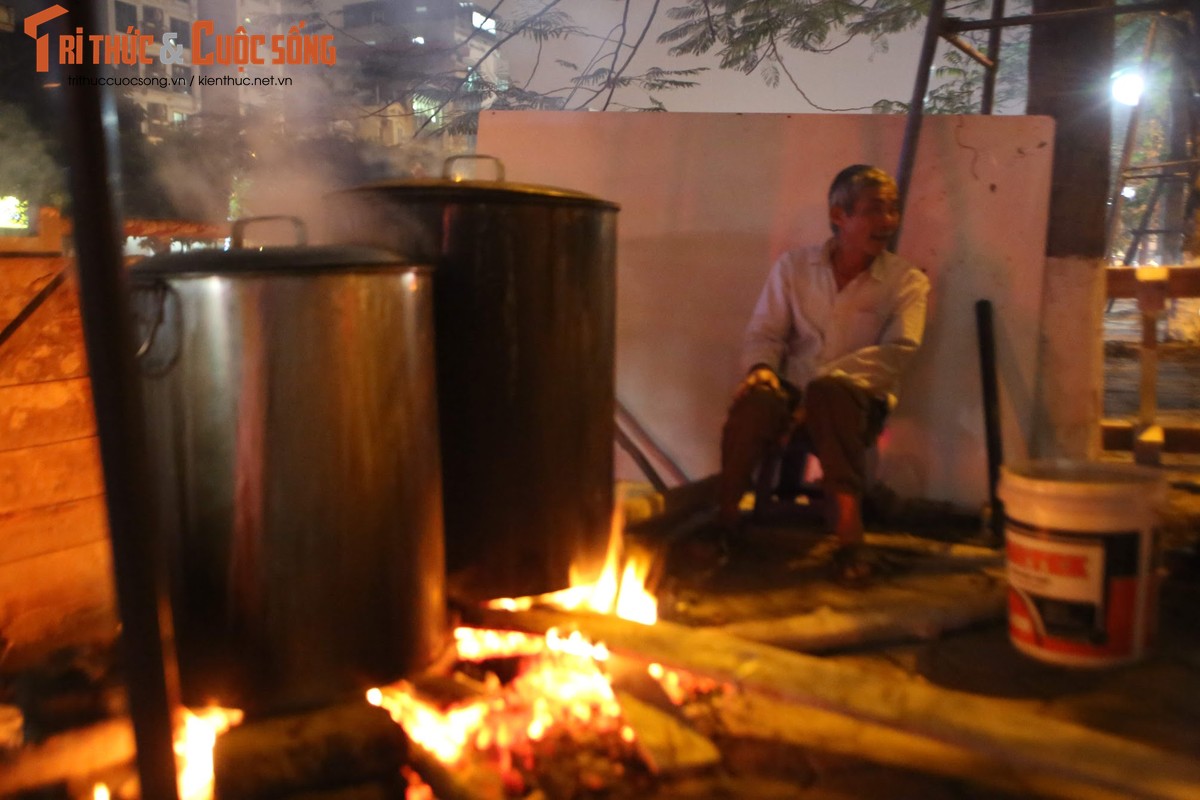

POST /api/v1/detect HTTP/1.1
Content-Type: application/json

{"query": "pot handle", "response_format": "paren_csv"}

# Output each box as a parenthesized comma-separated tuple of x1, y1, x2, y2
(443, 154, 505, 183)
(231, 216, 308, 248)
(132, 280, 182, 376)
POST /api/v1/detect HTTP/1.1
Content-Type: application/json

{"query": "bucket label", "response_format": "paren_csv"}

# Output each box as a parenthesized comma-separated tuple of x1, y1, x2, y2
(1006, 520, 1143, 658)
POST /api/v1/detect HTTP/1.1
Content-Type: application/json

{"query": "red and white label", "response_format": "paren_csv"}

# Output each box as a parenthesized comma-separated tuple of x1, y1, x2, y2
(1006, 529, 1104, 604)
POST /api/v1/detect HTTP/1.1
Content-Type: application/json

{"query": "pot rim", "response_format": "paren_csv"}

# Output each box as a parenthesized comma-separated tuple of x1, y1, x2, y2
(338, 179, 620, 210)
(129, 244, 425, 278)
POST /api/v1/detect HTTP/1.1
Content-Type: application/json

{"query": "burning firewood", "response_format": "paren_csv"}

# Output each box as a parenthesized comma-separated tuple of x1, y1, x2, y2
(0, 716, 134, 796)
(212, 702, 407, 800)
(466, 606, 1200, 800)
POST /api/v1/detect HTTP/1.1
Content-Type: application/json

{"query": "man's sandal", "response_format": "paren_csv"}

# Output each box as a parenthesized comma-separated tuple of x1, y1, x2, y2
(832, 544, 874, 586)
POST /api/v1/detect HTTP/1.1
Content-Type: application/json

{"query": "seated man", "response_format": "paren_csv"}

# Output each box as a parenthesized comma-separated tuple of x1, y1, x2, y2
(718, 164, 930, 580)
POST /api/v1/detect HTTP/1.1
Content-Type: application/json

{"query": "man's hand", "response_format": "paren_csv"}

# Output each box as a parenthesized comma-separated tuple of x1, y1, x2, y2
(736, 366, 782, 399)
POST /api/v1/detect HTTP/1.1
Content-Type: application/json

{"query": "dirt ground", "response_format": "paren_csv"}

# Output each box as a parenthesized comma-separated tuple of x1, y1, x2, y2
(622, 460, 1200, 799)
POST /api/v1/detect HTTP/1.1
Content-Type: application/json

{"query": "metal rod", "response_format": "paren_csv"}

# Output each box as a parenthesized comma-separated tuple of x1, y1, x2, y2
(895, 0, 948, 233)
(942, 0, 1184, 33)
(975, 300, 1004, 545)
(615, 399, 688, 485)
(0, 271, 65, 350)
(614, 424, 668, 494)
(980, 0, 1007, 114)
(1107, 17, 1161, 261)
(1124, 158, 1200, 171)
(942, 34, 995, 69)
(61, 3, 181, 798)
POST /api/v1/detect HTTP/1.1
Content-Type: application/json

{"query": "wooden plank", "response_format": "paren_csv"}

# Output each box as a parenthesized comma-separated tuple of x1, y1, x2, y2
(466, 607, 1200, 800)
(0, 277, 88, 387)
(1107, 266, 1200, 300)
(0, 438, 104, 516)
(0, 495, 108, 567)
(1101, 419, 1200, 453)
(0, 539, 118, 661)
(705, 571, 1006, 651)
(0, 377, 96, 452)
(710, 690, 1058, 798)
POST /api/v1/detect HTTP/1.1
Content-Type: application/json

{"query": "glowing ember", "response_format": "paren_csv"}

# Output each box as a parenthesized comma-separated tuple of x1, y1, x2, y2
(370, 625, 633, 782)
(92, 784, 111, 800)
(647, 662, 727, 706)
(174, 705, 244, 800)
(454, 627, 545, 661)
(488, 499, 658, 624)
(402, 766, 435, 800)
(370, 680, 488, 762)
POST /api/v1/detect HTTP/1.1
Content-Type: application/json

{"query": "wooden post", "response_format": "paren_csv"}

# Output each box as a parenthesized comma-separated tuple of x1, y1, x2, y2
(1135, 267, 1169, 464)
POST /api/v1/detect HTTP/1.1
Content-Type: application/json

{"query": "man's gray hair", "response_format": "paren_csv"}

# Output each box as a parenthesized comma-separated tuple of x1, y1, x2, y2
(828, 165, 897, 233)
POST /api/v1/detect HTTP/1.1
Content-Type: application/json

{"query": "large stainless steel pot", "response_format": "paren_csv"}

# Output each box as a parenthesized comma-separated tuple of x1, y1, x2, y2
(328, 158, 619, 600)
(130, 219, 446, 716)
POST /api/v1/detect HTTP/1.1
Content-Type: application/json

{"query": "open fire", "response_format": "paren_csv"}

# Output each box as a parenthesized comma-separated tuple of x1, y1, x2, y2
(95, 513, 667, 799)
(487, 496, 659, 626)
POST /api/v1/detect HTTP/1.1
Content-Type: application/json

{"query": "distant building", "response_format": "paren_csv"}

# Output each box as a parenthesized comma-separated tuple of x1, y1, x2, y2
(194, 0, 288, 118)
(104, 0, 200, 140)
(314, 0, 508, 150)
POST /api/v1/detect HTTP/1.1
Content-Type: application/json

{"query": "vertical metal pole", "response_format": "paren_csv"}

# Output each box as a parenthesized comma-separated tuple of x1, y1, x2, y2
(895, 0, 947, 233)
(60, 3, 182, 798)
(980, 0, 1008, 114)
(975, 300, 1005, 544)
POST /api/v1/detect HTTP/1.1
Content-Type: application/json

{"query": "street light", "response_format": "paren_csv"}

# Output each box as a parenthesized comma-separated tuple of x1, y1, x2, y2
(1111, 69, 1144, 106)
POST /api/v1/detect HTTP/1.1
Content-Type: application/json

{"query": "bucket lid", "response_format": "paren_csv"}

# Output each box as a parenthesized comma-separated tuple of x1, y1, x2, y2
(999, 459, 1166, 500)
(338, 154, 619, 210)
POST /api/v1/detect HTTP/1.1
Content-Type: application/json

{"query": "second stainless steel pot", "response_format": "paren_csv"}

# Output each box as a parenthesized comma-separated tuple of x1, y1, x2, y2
(328, 158, 619, 600)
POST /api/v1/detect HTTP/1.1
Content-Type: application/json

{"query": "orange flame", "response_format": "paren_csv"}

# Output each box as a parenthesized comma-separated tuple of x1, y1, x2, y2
(488, 496, 658, 624)
(174, 705, 244, 800)
(92, 705, 244, 800)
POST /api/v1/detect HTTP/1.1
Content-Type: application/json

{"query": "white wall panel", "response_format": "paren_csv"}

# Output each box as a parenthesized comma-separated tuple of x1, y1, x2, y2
(478, 111, 1054, 507)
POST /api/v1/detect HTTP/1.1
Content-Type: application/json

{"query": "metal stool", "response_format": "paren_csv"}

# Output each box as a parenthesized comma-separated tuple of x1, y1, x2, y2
(752, 432, 824, 522)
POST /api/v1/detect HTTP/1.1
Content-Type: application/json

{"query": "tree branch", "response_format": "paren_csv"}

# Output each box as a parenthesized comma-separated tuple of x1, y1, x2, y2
(766, 34, 876, 113)
(602, 0, 664, 111)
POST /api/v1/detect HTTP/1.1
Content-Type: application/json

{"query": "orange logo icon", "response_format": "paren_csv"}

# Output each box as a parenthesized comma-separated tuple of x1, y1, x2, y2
(25, 5, 68, 73)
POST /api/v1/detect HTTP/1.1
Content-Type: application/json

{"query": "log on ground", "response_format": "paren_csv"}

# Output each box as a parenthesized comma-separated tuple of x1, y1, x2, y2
(464, 606, 1200, 800)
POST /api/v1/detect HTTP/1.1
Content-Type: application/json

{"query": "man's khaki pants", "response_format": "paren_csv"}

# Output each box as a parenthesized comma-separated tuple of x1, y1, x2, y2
(717, 374, 888, 529)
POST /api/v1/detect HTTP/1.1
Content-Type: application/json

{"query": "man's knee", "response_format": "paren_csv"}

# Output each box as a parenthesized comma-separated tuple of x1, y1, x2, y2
(804, 375, 868, 422)
(723, 385, 791, 445)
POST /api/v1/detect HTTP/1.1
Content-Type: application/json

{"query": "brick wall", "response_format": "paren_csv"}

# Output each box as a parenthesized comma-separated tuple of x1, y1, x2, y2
(0, 212, 118, 670)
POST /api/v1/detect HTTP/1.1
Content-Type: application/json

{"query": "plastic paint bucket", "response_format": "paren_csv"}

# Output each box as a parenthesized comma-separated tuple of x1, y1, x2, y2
(998, 460, 1166, 667)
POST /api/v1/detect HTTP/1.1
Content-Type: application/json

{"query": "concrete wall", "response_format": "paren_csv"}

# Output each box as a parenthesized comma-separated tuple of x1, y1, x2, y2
(478, 112, 1056, 508)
